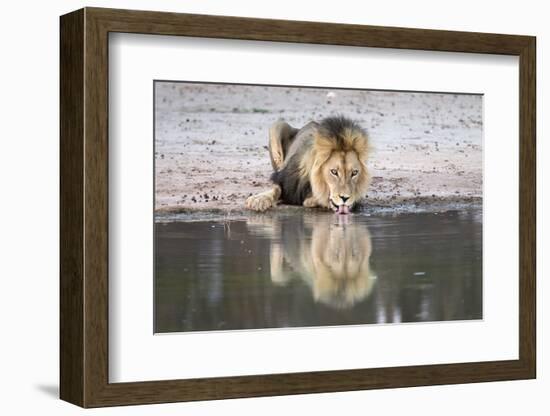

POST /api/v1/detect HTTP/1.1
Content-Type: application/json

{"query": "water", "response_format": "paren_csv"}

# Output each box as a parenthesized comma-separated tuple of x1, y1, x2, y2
(154, 210, 482, 333)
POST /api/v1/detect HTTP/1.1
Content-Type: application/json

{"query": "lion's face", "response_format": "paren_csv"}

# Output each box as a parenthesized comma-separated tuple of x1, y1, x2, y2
(320, 150, 366, 214)
(310, 122, 371, 214)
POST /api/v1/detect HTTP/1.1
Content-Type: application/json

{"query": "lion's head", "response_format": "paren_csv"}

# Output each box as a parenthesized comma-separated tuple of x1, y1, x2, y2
(309, 116, 371, 214)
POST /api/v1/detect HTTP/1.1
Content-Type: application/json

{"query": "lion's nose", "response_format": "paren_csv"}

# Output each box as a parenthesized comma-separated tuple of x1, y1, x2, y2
(340, 195, 350, 203)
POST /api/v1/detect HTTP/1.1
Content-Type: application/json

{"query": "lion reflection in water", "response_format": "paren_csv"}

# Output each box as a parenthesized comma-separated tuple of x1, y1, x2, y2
(248, 213, 376, 309)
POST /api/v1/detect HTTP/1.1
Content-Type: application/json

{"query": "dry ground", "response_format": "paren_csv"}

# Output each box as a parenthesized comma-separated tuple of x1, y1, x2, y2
(154, 82, 482, 214)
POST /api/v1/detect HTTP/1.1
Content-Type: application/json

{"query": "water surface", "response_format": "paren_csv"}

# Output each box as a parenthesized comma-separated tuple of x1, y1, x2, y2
(155, 210, 482, 333)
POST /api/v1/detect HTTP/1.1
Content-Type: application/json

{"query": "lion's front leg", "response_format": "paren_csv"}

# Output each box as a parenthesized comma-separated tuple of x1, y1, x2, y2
(246, 184, 281, 212)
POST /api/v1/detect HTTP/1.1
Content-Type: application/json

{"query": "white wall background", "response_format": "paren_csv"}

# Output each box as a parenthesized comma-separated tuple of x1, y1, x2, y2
(0, 0, 545, 414)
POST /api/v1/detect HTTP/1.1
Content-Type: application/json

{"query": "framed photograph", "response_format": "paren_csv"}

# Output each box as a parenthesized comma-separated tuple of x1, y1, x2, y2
(60, 7, 536, 408)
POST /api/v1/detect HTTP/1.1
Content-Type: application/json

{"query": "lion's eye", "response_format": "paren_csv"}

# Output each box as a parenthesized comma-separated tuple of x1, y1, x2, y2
(330, 169, 338, 176)
(351, 169, 359, 177)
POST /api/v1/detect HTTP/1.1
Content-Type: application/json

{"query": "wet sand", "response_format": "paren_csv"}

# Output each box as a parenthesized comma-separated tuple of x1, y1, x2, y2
(154, 82, 482, 215)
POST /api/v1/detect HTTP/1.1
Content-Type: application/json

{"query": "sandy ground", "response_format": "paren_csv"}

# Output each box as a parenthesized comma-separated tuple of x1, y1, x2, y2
(154, 82, 482, 214)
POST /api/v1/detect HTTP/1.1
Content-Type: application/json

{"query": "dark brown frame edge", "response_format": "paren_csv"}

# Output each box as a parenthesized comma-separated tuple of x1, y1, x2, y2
(60, 7, 536, 408)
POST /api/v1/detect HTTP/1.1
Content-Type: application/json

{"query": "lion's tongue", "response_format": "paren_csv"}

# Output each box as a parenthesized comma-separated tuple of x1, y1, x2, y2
(338, 205, 350, 215)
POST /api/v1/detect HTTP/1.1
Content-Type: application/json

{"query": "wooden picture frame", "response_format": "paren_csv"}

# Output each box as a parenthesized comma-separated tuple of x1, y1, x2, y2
(60, 7, 536, 408)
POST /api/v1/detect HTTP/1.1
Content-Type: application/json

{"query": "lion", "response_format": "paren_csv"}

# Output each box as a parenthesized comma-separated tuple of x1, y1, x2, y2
(246, 115, 371, 214)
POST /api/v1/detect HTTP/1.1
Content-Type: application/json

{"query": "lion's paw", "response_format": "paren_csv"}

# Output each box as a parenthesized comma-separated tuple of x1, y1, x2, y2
(246, 194, 275, 212)
(303, 197, 318, 208)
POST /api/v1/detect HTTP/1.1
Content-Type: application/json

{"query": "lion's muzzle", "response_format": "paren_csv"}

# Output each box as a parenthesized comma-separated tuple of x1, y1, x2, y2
(330, 198, 352, 215)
